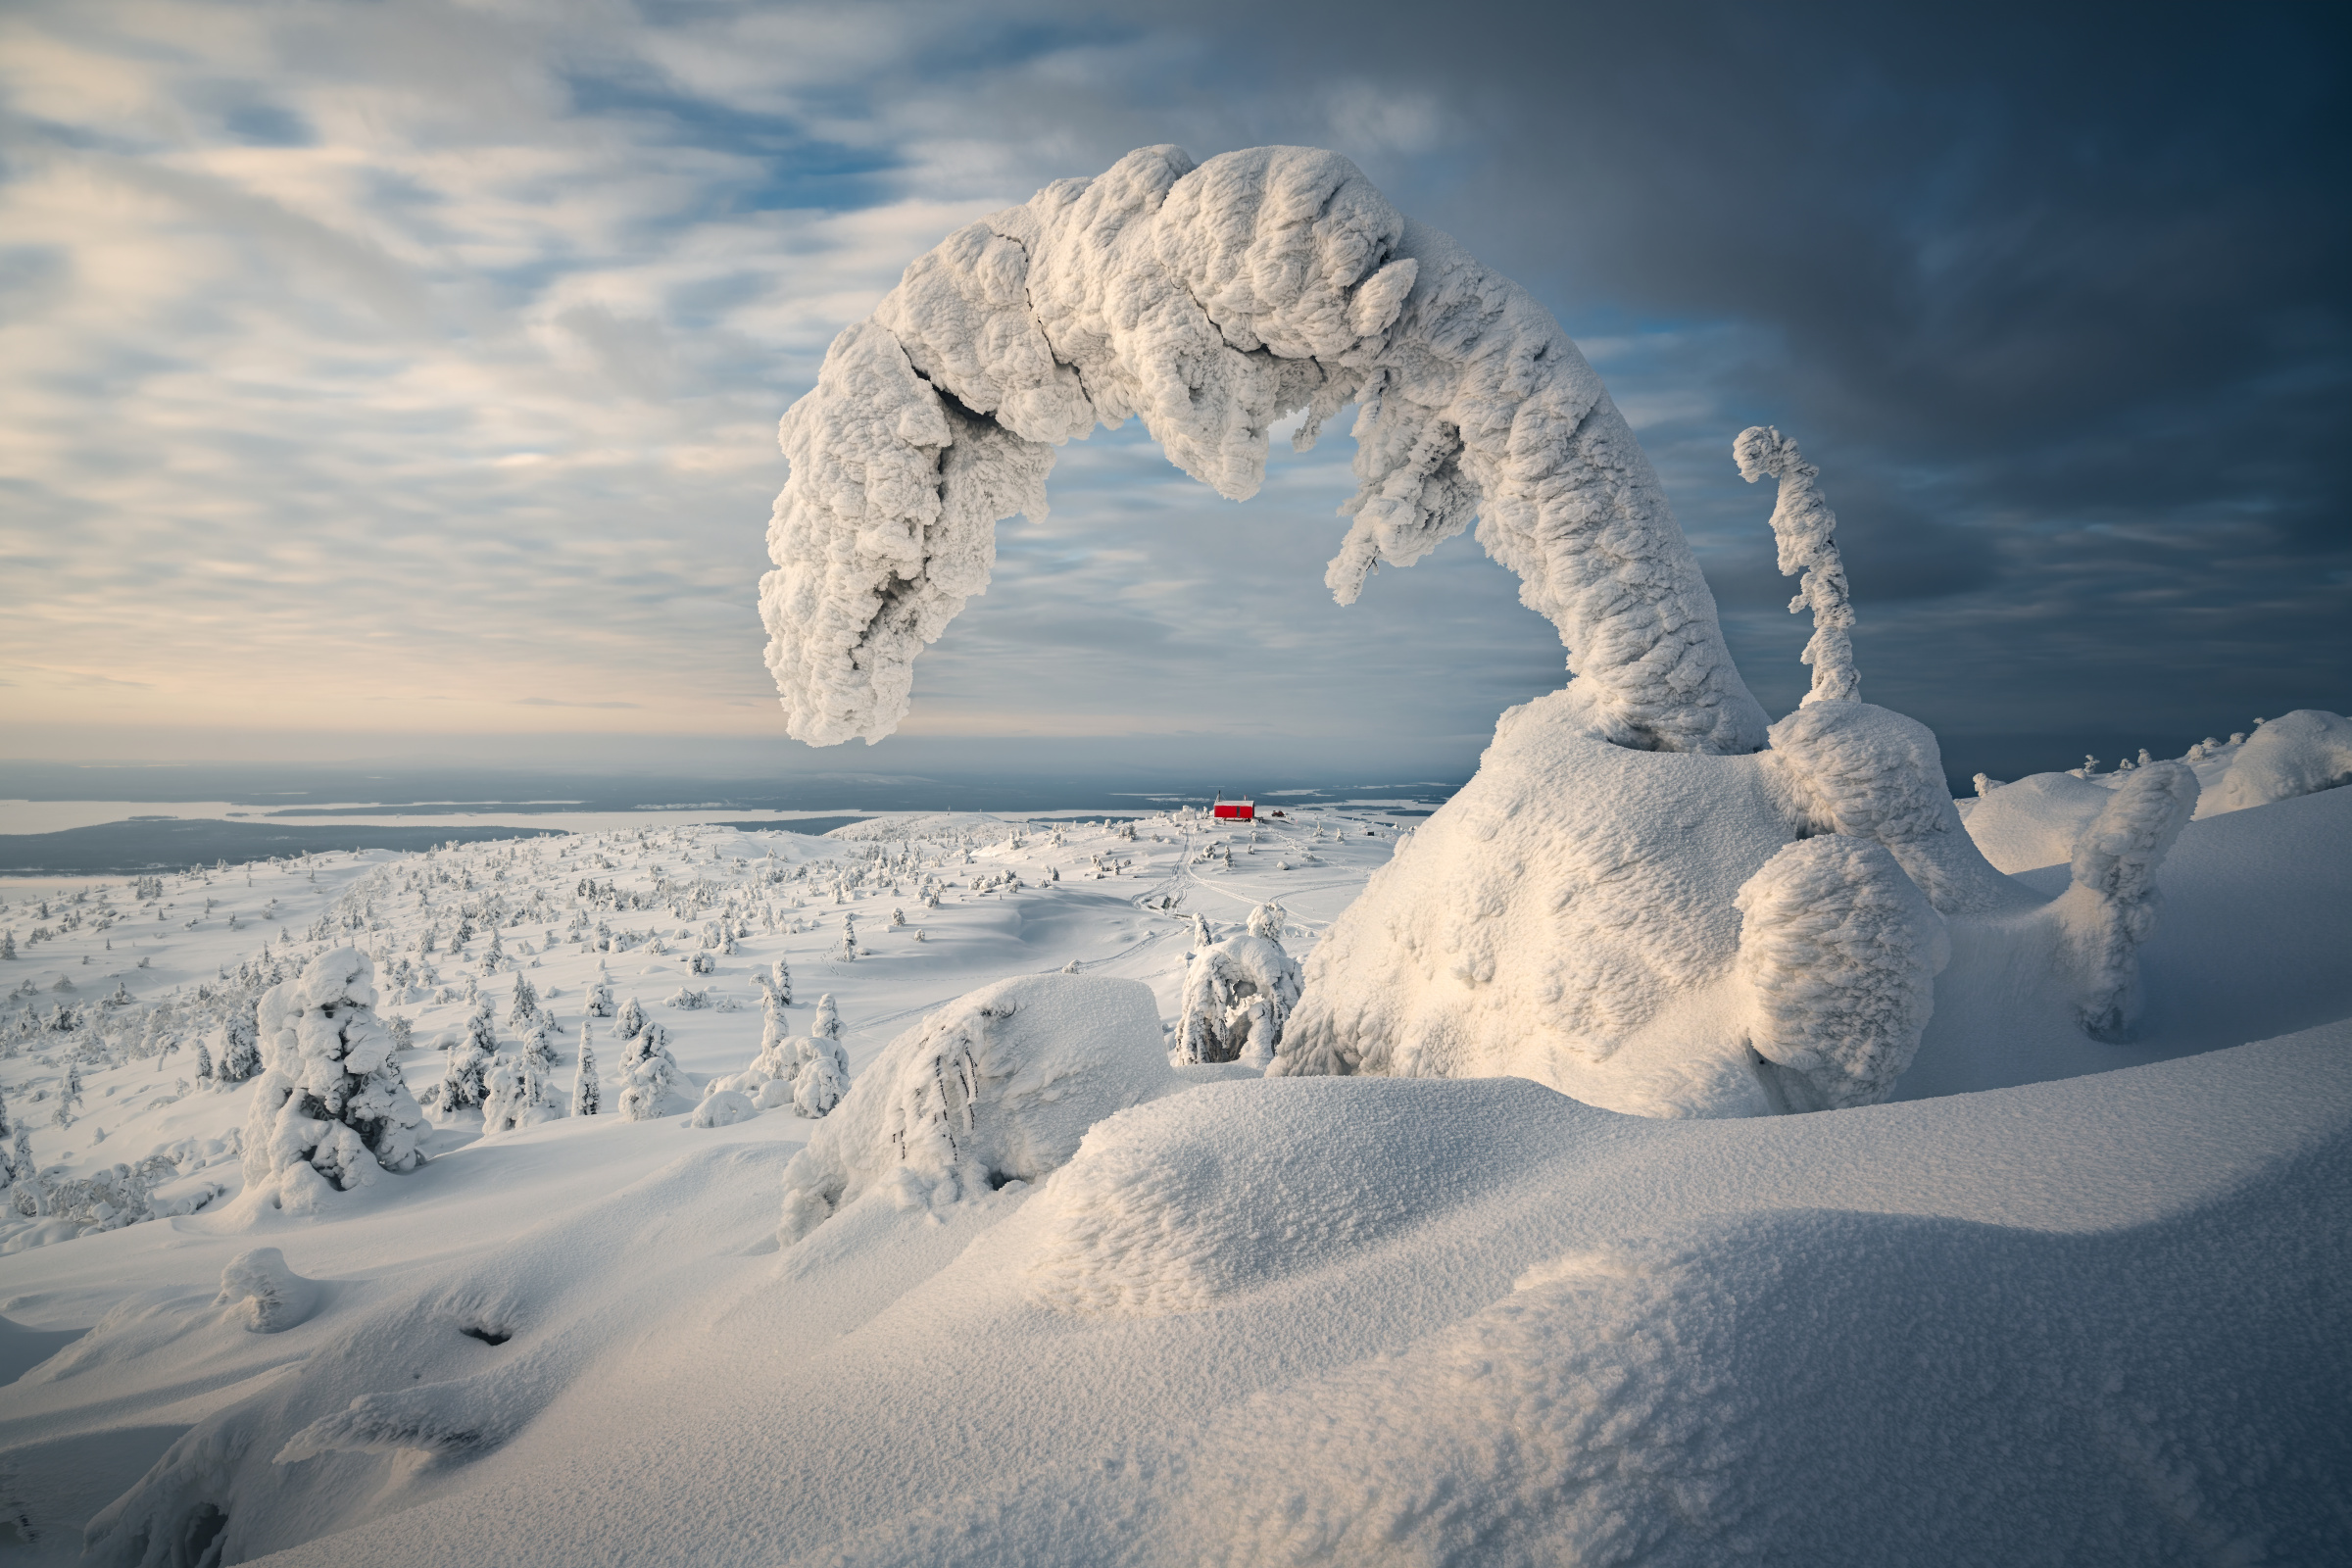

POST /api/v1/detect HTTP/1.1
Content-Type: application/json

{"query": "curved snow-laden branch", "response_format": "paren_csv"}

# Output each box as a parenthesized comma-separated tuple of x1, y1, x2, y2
(763, 144, 1767, 755)
(1736, 425, 1857, 706)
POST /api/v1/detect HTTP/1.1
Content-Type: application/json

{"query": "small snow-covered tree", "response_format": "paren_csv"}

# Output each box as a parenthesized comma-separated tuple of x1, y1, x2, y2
(572, 1023, 600, 1116)
(813, 993, 843, 1042)
(792, 1036, 849, 1118)
(616, 1022, 680, 1121)
(239, 948, 428, 1209)
(1173, 926, 1303, 1067)
(2055, 761, 2200, 1040)
(507, 975, 540, 1030)
(436, 1001, 496, 1113)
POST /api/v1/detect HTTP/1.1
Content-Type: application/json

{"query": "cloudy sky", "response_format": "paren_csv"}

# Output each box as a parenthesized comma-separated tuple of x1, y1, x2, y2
(2, 0, 2344, 783)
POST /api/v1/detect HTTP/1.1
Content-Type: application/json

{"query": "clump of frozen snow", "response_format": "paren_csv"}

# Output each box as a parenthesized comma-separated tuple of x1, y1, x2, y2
(239, 948, 427, 1211)
(2201, 709, 2352, 816)
(1735, 836, 1948, 1110)
(215, 1246, 320, 1333)
(761, 144, 1766, 756)
(2055, 760, 2200, 1041)
(777, 973, 1171, 1245)
(1737, 424, 1857, 706)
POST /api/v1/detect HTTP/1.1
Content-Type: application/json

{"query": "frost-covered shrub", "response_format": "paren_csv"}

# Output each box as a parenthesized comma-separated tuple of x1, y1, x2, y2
(1734, 836, 1949, 1111)
(1173, 925, 1302, 1068)
(2054, 761, 2200, 1041)
(239, 949, 428, 1211)
(2201, 710, 2352, 815)
(778, 974, 1171, 1244)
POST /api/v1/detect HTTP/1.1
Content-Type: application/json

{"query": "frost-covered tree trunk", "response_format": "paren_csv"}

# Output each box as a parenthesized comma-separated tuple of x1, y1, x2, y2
(238, 949, 428, 1211)
(760, 145, 1765, 757)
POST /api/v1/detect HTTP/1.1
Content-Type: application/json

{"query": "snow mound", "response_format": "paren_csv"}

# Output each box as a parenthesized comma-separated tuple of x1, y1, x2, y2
(761, 144, 1765, 755)
(778, 973, 1173, 1245)
(214, 1247, 320, 1333)
(1024, 1077, 1573, 1317)
(2202, 709, 2352, 815)
(1735, 836, 1948, 1111)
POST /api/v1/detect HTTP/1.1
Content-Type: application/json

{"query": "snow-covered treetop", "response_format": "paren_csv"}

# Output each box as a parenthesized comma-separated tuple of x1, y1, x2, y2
(1736, 425, 1857, 707)
(762, 144, 1767, 756)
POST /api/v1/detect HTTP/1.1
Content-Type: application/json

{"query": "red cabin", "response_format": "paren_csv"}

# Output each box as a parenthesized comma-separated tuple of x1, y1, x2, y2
(1211, 798, 1255, 821)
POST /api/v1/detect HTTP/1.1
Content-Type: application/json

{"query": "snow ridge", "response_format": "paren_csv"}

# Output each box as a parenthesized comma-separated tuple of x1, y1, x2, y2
(761, 145, 1766, 756)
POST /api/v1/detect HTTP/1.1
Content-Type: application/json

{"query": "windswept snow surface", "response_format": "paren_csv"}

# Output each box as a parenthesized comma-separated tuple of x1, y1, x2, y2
(0, 782, 2344, 1565)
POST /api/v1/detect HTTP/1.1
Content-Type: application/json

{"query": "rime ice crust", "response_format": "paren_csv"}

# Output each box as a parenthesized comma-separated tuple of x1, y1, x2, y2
(761, 145, 1766, 755)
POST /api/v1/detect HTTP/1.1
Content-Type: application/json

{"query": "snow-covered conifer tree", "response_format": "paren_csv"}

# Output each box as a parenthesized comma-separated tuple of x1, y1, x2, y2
(616, 1023, 679, 1121)
(239, 948, 428, 1209)
(792, 1036, 849, 1118)
(507, 975, 540, 1030)
(572, 1023, 600, 1116)
(813, 993, 843, 1042)
(436, 1000, 496, 1113)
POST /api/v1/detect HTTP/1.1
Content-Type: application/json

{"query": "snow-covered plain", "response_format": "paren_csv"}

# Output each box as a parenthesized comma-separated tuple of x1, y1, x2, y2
(0, 763, 2345, 1565)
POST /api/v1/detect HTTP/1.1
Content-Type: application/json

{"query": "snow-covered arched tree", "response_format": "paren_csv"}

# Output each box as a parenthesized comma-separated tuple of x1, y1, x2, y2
(759, 145, 1765, 758)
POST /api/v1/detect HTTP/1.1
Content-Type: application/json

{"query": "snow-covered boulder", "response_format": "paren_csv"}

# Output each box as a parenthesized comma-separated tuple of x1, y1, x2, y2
(2201, 710, 2352, 816)
(239, 949, 428, 1211)
(778, 974, 1172, 1245)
